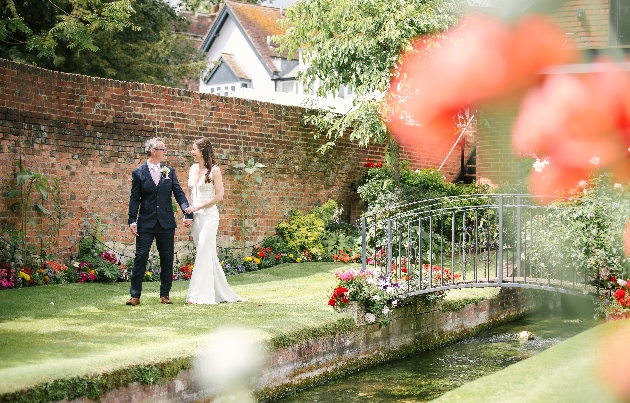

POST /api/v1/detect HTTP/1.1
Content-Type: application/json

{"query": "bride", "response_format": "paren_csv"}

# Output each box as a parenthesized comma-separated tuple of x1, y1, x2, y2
(184, 138, 245, 304)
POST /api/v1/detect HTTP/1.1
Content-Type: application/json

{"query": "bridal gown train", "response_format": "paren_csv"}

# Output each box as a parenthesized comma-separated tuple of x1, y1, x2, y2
(186, 165, 244, 304)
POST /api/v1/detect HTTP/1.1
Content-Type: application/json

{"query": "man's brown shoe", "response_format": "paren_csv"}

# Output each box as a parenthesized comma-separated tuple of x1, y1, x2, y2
(126, 297, 140, 306)
(160, 296, 173, 304)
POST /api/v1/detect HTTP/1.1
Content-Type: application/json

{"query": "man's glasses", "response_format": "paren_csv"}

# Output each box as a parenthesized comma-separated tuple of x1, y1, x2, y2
(154, 148, 166, 152)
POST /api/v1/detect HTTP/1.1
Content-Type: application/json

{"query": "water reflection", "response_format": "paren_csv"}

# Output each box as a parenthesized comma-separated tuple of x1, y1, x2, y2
(275, 312, 598, 403)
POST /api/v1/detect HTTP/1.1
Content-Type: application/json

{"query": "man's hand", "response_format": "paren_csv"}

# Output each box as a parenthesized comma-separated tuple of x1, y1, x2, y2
(183, 219, 194, 227)
(130, 223, 138, 236)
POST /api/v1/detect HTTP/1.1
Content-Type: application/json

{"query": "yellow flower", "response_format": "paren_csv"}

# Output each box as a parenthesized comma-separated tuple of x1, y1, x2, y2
(245, 256, 253, 262)
(18, 271, 30, 281)
(289, 254, 294, 258)
(145, 271, 151, 276)
(90, 270, 95, 275)
(253, 258, 261, 264)
(296, 258, 301, 263)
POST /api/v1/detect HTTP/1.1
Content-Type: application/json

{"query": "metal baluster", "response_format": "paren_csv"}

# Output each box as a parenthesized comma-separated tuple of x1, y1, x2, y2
(419, 217, 423, 291)
(451, 211, 455, 285)
(497, 195, 503, 284)
(361, 216, 366, 271)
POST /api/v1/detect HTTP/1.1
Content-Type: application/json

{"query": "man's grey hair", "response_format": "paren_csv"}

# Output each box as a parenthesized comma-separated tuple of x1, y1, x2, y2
(144, 137, 163, 156)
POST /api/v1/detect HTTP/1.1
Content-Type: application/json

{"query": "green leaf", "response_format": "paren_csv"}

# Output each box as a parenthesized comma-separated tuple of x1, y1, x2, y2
(36, 204, 52, 215)
(16, 171, 33, 184)
(244, 167, 256, 174)
(35, 183, 49, 199)
(254, 175, 263, 185)
(6, 189, 21, 198)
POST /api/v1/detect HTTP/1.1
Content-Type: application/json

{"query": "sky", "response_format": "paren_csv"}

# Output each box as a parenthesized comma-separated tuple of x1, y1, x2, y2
(260, 0, 298, 8)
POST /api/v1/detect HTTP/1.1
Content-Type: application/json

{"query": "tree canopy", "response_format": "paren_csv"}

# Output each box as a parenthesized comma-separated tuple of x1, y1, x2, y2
(276, 0, 465, 153)
(0, 0, 205, 87)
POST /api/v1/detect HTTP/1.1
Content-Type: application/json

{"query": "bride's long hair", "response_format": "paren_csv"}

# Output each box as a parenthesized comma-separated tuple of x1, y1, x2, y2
(194, 137, 216, 183)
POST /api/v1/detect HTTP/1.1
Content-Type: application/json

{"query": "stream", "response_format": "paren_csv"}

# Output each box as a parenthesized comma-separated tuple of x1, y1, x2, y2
(274, 310, 598, 403)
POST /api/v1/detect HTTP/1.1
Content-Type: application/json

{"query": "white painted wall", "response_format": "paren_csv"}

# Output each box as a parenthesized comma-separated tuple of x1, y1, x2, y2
(199, 17, 275, 94)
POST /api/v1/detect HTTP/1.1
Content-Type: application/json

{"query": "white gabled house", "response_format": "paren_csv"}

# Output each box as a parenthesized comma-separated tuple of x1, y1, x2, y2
(198, 0, 354, 112)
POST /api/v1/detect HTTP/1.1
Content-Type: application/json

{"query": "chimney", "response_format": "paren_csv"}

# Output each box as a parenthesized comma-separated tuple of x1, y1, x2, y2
(210, 4, 217, 13)
(279, 7, 284, 16)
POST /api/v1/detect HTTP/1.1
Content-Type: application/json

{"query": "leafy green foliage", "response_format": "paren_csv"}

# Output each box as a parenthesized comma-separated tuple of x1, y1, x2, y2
(1, 0, 205, 87)
(4, 161, 51, 265)
(276, 209, 327, 256)
(232, 158, 266, 250)
(356, 162, 484, 216)
(275, 0, 465, 152)
(525, 174, 630, 293)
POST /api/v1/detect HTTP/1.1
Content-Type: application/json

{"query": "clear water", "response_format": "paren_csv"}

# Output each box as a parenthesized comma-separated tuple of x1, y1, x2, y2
(274, 311, 598, 403)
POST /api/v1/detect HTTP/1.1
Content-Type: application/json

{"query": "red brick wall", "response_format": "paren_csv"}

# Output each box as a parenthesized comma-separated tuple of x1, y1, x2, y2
(550, 0, 610, 49)
(0, 59, 468, 258)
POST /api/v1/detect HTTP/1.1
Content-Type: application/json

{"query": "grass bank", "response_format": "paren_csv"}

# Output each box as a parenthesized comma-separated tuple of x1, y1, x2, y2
(0, 262, 350, 395)
(0, 262, 505, 401)
(431, 318, 630, 403)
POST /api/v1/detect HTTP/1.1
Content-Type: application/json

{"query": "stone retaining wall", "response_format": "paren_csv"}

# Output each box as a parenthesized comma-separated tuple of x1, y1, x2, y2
(54, 288, 550, 403)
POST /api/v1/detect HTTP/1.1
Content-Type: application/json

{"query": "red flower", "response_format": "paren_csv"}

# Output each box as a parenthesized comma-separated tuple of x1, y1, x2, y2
(328, 298, 336, 307)
(614, 289, 627, 306)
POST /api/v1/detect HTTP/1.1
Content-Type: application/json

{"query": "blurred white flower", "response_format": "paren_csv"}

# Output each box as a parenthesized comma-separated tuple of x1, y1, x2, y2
(532, 158, 549, 172)
(615, 183, 623, 189)
(589, 156, 600, 165)
(365, 313, 376, 323)
(382, 306, 390, 315)
(618, 279, 627, 287)
(193, 326, 267, 403)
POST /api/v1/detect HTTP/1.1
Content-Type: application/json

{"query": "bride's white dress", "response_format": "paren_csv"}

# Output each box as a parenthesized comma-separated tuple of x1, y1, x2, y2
(186, 165, 244, 304)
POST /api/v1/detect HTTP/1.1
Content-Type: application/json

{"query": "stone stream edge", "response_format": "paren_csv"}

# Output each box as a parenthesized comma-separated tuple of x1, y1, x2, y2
(52, 288, 552, 403)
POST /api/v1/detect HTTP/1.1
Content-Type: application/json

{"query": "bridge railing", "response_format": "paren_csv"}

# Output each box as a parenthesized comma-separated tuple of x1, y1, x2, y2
(360, 194, 598, 297)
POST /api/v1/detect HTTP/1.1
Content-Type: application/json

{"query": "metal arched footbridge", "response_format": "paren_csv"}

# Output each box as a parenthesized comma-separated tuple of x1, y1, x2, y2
(360, 194, 602, 299)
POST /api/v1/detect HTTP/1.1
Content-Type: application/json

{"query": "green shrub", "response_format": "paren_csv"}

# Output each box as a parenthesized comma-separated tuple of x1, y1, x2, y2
(276, 208, 328, 256)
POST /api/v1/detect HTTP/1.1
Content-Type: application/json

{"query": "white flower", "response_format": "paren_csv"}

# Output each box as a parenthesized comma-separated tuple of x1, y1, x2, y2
(618, 279, 627, 287)
(382, 306, 390, 315)
(365, 313, 376, 323)
(392, 300, 398, 307)
(578, 180, 587, 187)
(589, 156, 600, 165)
(160, 166, 170, 178)
(371, 294, 381, 301)
(615, 183, 623, 189)
(532, 159, 549, 172)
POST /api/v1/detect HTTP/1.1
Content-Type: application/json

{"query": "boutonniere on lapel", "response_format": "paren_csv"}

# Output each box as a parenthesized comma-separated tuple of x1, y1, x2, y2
(160, 166, 170, 179)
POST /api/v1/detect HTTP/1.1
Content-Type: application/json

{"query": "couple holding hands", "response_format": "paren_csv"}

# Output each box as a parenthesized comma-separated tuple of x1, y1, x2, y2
(126, 137, 245, 306)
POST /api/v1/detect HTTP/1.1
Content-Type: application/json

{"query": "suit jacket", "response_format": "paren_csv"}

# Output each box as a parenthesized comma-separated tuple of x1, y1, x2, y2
(128, 164, 192, 229)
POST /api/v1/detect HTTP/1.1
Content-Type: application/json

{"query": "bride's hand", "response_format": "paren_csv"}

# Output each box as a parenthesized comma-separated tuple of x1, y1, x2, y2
(185, 206, 195, 214)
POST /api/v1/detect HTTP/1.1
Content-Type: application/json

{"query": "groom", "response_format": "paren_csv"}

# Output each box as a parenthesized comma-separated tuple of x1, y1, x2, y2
(127, 137, 193, 306)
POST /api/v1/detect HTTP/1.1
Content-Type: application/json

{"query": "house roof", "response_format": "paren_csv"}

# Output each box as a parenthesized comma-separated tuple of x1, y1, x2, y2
(200, 0, 288, 77)
(221, 53, 251, 80)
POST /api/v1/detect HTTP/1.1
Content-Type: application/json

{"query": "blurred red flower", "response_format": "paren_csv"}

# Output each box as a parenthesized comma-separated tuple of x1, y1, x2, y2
(385, 13, 577, 151)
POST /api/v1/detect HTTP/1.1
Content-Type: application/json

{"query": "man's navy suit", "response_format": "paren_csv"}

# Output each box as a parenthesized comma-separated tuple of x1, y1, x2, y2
(128, 163, 192, 298)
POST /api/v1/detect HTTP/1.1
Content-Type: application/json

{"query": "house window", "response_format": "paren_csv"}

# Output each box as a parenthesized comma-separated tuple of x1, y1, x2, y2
(610, 0, 630, 45)
(207, 84, 239, 96)
(279, 81, 297, 93)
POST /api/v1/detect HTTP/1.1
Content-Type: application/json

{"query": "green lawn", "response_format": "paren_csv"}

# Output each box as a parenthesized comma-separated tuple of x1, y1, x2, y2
(430, 318, 630, 403)
(0, 262, 348, 395)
